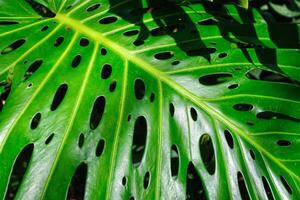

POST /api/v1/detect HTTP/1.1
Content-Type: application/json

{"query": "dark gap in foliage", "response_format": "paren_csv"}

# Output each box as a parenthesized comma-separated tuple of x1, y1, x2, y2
(133, 40, 144, 46)
(122, 177, 127, 186)
(45, 133, 54, 145)
(129, 196, 135, 200)
(0, 21, 19, 25)
(109, 80, 117, 92)
(78, 133, 84, 148)
(30, 112, 41, 130)
(170, 144, 179, 178)
(218, 53, 227, 58)
(123, 30, 139, 36)
(190, 107, 198, 121)
(199, 73, 233, 86)
(100, 48, 107, 55)
(246, 69, 300, 86)
(24, 0, 55, 17)
(1, 39, 26, 55)
(24, 59, 43, 81)
(256, 111, 300, 123)
(86, 3, 101, 12)
(199, 134, 215, 175)
(132, 116, 147, 167)
(99, 16, 118, 24)
(95, 139, 105, 157)
(127, 114, 131, 122)
(90, 96, 106, 130)
(41, 25, 49, 32)
(186, 162, 207, 200)
(150, 93, 155, 102)
(67, 163, 87, 200)
(249, 150, 255, 160)
(237, 171, 250, 200)
(262, 176, 274, 200)
(186, 48, 216, 56)
(72, 55, 82, 68)
(0, 81, 12, 111)
(54, 36, 64, 47)
(280, 175, 292, 195)
(277, 140, 291, 146)
(233, 104, 253, 111)
(198, 18, 218, 25)
(80, 38, 89, 47)
(143, 171, 150, 189)
(51, 84, 68, 111)
(228, 84, 239, 89)
(246, 122, 254, 126)
(224, 130, 234, 149)
(5, 144, 34, 200)
(169, 103, 175, 117)
(134, 79, 145, 100)
(101, 64, 112, 79)
(154, 51, 174, 60)
(150, 24, 185, 36)
(171, 60, 180, 66)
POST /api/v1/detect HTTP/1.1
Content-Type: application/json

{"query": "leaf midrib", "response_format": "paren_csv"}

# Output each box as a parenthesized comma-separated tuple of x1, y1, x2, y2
(55, 13, 300, 188)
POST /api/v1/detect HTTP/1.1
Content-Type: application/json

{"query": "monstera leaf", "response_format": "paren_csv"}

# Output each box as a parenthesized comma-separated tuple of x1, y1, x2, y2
(0, 0, 299, 199)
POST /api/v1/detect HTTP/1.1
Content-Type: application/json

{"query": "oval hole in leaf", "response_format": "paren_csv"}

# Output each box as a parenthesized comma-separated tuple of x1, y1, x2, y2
(150, 93, 155, 102)
(0, 21, 19, 25)
(132, 116, 147, 167)
(169, 103, 175, 117)
(1, 39, 26, 55)
(5, 144, 34, 200)
(233, 104, 253, 111)
(86, 3, 101, 12)
(78, 133, 84, 148)
(41, 25, 48, 32)
(134, 79, 145, 100)
(122, 177, 127, 186)
(277, 140, 291, 146)
(237, 171, 250, 200)
(109, 80, 117, 92)
(257, 111, 300, 122)
(143, 171, 150, 189)
(95, 139, 105, 157)
(80, 38, 89, 47)
(262, 176, 274, 200)
(280, 175, 292, 195)
(45, 133, 54, 145)
(224, 130, 234, 149)
(54, 36, 64, 47)
(199, 73, 233, 86)
(30, 112, 41, 130)
(99, 16, 118, 24)
(51, 84, 68, 111)
(186, 162, 207, 200)
(24, 59, 43, 81)
(67, 163, 87, 200)
(190, 107, 197, 121)
(249, 150, 255, 160)
(170, 144, 179, 178)
(101, 48, 107, 55)
(123, 30, 139, 36)
(199, 134, 215, 175)
(90, 96, 106, 130)
(101, 64, 112, 79)
(154, 51, 174, 60)
(72, 55, 81, 68)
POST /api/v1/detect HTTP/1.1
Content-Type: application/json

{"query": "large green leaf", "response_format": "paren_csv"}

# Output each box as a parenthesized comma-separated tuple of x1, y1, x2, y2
(0, 0, 299, 199)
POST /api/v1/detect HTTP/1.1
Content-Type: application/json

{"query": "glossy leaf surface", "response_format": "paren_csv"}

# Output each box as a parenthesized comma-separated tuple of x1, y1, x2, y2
(0, 0, 299, 199)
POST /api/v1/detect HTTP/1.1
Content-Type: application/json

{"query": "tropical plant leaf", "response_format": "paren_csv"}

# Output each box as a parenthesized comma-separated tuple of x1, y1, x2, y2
(0, 0, 299, 200)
